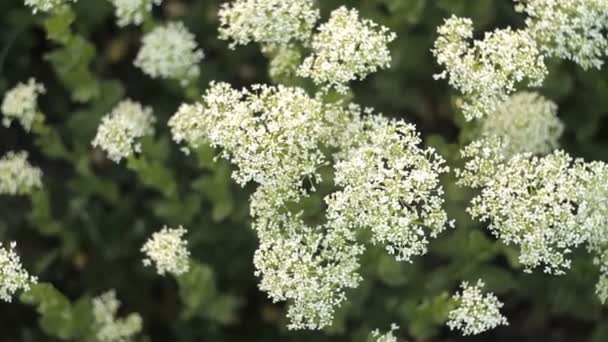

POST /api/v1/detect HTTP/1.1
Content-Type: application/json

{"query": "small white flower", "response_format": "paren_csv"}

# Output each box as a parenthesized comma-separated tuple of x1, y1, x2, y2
(298, 6, 396, 93)
(108, 0, 163, 27)
(92, 290, 143, 342)
(24, 0, 77, 13)
(371, 323, 402, 342)
(134, 22, 204, 84)
(1, 78, 45, 131)
(480, 92, 564, 157)
(218, 0, 320, 48)
(432, 16, 547, 120)
(92, 99, 155, 163)
(141, 226, 190, 277)
(0, 241, 37, 302)
(0, 151, 43, 195)
(515, 0, 608, 70)
(447, 279, 508, 336)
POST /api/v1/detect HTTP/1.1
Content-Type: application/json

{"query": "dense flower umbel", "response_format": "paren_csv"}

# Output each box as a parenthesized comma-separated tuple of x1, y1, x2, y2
(480, 92, 563, 157)
(24, 0, 77, 13)
(515, 0, 608, 69)
(141, 226, 190, 276)
(371, 323, 402, 342)
(92, 290, 143, 342)
(108, 0, 162, 27)
(326, 116, 452, 262)
(218, 0, 319, 49)
(432, 16, 547, 120)
(1, 78, 45, 131)
(298, 7, 396, 94)
(0, 242, 37, 302)
(456, 137, 600, 274)
(447, 279, 508, 335)
(0, 151, 43, 195)
(92, 100, 155, 163)
(134, 22, 204, 84)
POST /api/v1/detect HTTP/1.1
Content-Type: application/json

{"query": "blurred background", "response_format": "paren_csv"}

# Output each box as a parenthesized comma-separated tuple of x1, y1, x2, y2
(1, 0, 607, 341)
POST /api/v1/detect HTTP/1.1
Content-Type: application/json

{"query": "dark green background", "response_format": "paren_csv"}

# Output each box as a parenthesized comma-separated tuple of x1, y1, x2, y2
(1, 0, 607, 341)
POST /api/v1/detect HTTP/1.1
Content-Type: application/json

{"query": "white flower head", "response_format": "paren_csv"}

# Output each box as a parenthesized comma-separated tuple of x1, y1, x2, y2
(218, 0, 320, 48)
(515, 0, 608, 70)
(108, 0, 163, 27)
(0, 242, 37, 302)
(134, 22, 204, 84)
(447, 279, 508, 336)
(481, 92, 564, 157)
(92, 290, 143, 342)
(141, 226, 190, 277)
(298, 6, 396, 93)
(0, 151, 43, 195)
(456, 137, 594, 274)
(326, 116, 452, 262)
(92, 99, 155, 163)
(24, 0, 77, 13)
(432, 16, 547, 120)
(371, 323, 402, 342)
(2, 78, 45, 131)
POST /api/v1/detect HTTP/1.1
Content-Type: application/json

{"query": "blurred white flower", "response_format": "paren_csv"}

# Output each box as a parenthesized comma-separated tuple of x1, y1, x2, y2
(24, 0, 77, 13)
(1, 78, 45, 131)
(134, 22, 204, 84)
(298, 7, 396, 93)
(0, 242, 37, 302)
(108, 0, 162, 27)
(141, 226, 190, 276)
(92, 99, 155, 163)
(92, 290, 143, 342)
(447, 279, 508, 335)
(371, 323, 402, 342)
(0, 151, 43, 195)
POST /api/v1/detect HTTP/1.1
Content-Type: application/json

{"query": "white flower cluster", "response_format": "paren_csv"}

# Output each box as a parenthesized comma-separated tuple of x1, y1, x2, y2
(0, 151, 43, 195)
(480, 92, 563, 157)
(134, 22, 204, 84)
(447, 279, 508, 335)
(515, 0, 608, 70)
(0, 242, 37, 302)
(92, 99, 155, 163)
(1, 78, 45, 132)
(298, 7, 396, 94)
(23, 0, 77, 13)
(92, 290, 143, 342)
(457, 137, 608, 274)
(170, 82, 451, 329)
(108, 0, 162, 27)
(326, 116, 452, 262)
(141, 226, 190, 277)
(218, 0, 319, 48)
(432, 16, 547, 121)
(371, 323, 402, 342)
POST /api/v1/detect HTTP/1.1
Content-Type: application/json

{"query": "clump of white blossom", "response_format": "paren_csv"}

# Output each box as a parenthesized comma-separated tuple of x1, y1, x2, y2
(268, 47, 303, 81)
(1, 78, 45, 132)
(326, 116, 453, 262)
(447, 279, 508, 335)
(24, 0, 77, 13)
(371, 323, 402, 342)
(218, 0, 319, 49)
(171, 80, 453, 329)
(0, 242, 37, 302)
(134, 22, 204, 84)
(298, 7, 396, 93)
(480, 92, 563, 157)
(456, 137, 603, 274)
(92, 290, 143, 342)
(108, 0, 162, 27)
(432, 16, 547, 121)
(92, 99, 155, 163)
(515, 0, 608, 70)
(141, 226, 190, 277)
(0, 151, 43, 195)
